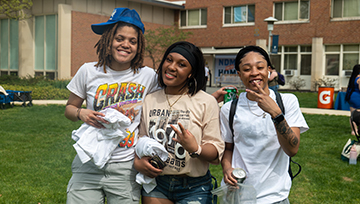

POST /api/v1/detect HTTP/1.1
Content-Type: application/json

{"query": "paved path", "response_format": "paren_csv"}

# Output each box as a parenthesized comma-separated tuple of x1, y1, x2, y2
(26, 87, 351, 117)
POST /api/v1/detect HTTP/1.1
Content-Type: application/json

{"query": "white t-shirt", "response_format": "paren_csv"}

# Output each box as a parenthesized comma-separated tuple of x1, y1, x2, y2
(67, 62, 158, 162)
(205, 66, 209, 77)
(220, 90, 309, 204)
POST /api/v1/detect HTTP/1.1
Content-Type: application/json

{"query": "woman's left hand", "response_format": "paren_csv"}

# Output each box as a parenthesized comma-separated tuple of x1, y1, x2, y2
(246, 82, 282, 118)
(171, 123, 199, 153)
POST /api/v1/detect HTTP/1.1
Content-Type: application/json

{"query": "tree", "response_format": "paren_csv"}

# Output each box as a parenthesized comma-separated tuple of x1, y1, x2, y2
(144, 26, 192, 69)
(0, 0, 33, 20)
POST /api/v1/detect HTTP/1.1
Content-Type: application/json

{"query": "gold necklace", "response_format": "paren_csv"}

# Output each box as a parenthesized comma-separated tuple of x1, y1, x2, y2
(247, 99, 266, 118)
(165, 89, 187, 112)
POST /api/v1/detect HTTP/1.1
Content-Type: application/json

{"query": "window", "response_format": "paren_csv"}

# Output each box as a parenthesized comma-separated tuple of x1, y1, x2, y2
(270, 52, 281, 72)
(224, 5, 255, 25)
(270, 45, 312, 76)
(284, 46, 298, 70)
(343, 45, 359, 70)
(274, 1, 309, 21)
(333, 0, 360, 18)
(35, 15, 57, 80)
(0, 19, 19, 76)
(180, 9, 207, 28)
(324, 45, 360, 76)
(300, 46, 312, 75)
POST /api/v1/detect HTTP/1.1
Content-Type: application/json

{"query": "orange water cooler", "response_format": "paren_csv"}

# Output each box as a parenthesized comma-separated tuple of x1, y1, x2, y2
(317, 87, 334, 109)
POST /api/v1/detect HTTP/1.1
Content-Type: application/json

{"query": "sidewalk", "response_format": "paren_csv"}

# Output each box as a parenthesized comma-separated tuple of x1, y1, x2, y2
(27, 88, 351, 117)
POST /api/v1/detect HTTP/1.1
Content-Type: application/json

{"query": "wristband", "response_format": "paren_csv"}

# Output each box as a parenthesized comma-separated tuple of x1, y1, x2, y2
(76, 108, 82, 121)
(189, 145, 202, 158)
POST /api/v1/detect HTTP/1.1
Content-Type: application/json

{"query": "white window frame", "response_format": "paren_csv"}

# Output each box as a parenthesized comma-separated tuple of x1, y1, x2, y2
(300, 46, 312, 75)
(270, 45, 312, 76)
(324, 45, 341, 76)
(179, 9, 207, 29)
(34, 14, 58, 80)
(323, 45, 360, 76)
(331, 0, 360, 21)
(0, 18, 19, 76)
(283, 46, 298, 71)
(223, 5, 255, 27)
(274, 0, 310, 24)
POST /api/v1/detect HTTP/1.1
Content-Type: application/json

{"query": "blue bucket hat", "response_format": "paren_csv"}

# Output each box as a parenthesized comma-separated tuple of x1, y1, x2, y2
(91, 8, 145, 35)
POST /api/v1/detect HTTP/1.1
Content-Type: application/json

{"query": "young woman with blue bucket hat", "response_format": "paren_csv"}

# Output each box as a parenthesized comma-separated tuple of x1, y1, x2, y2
(64, 8, 158, 204)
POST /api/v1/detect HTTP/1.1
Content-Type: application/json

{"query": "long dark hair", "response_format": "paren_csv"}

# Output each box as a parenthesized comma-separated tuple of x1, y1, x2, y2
(234, 45, 274, 71)
(94, 22, 145, 73)
(157, 41, 206, 96)
(345, 64, 360, 101)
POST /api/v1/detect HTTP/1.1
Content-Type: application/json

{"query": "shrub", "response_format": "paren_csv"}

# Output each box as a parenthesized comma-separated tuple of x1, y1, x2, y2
(1, 74, 71, 100)
(0, 75, 70, 89)
(313, 77, 337, 90)
(288, 77, 306, 91)
(1, 85, 70, 100)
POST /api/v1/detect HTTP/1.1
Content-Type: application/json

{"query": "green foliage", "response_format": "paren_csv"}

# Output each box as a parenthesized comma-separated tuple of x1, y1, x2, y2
(0, 0, 33, 20)
(0, 98, 358, 203)
(287, 91, 318, 108)
(0, 105, 79, 203)
(145, 26, 192, 69)
(2, 106, 354, 203)
(2, 85, 70, 100)
(0, 75, 70, 89)
(288, 114, 360, 203)
(1, 75, 71, 100)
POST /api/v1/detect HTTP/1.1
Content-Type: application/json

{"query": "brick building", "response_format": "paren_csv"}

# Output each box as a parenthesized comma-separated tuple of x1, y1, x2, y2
(1, 0, 360, 91)
(180, 0, 360, 91)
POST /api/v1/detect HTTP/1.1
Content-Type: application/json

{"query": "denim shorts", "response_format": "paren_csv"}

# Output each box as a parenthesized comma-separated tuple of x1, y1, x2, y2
(142, 170, 213, 204)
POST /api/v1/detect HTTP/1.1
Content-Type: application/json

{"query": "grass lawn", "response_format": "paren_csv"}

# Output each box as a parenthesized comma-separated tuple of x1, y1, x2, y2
(1, 100, 359, 203)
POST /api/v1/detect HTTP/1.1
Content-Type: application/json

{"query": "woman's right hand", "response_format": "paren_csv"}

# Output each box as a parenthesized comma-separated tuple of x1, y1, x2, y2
(134, 155, 163, 178)
(223, 167, 238, 186)
(65, 92, 108, 128)
(78, 108, 107, 129)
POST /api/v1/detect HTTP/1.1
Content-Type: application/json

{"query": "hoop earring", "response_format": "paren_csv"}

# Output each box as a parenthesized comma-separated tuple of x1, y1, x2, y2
(190, 76, 197, 92)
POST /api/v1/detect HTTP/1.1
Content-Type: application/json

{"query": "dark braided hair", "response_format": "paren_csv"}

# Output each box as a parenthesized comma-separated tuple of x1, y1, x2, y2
(94, 22, 145, 73)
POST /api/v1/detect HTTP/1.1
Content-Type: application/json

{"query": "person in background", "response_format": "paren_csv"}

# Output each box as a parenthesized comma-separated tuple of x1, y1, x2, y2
(268, 66, 279, 92)
(345, 64, 360, 135)
(202, 62, 210, 91)
(134, 41, 225, 204)
(352, 109, 360, 136)
(220, 46, 308, 204)
(64, 8, 158, 204)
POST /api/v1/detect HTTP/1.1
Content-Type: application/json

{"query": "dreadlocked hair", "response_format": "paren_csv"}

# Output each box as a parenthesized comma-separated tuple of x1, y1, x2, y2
(94, 22, 145, 74)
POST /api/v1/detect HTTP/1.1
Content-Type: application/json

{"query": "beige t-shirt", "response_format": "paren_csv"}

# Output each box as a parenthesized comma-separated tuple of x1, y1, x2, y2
(139, 89, 224, 177)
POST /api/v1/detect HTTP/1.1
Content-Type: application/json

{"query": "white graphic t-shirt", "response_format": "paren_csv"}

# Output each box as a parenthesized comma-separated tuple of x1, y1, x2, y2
(67, 62, 158, 162)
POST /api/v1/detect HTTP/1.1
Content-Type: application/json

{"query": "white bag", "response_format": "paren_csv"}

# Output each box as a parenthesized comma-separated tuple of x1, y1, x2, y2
(341, 139, 360, 161)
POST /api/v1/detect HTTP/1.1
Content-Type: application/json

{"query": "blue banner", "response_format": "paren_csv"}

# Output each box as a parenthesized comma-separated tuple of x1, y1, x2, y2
(214, 55, 237, 83)
(271, 35, 279, 54)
